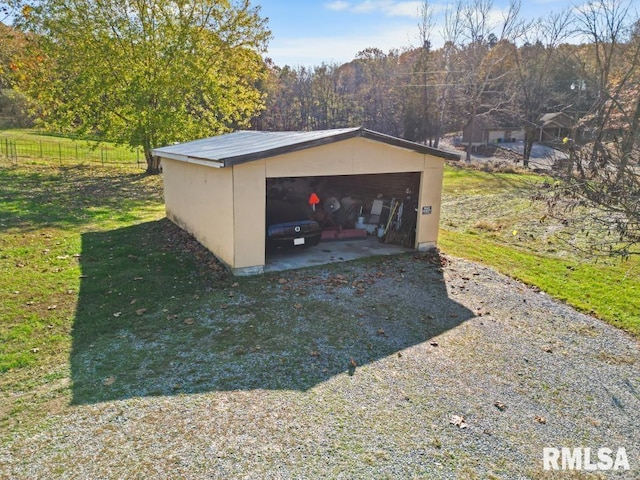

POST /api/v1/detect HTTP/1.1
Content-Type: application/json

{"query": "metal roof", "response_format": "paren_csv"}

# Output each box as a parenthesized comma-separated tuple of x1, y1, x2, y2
(152, 127, 460, 167)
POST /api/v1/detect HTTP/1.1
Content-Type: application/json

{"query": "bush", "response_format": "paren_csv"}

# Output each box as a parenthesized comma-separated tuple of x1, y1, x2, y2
(0, 89, 34, 128)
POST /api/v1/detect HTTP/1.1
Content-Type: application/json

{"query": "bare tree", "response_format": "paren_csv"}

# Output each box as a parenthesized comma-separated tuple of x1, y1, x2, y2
(543, 0, 640, 257)
(405, 1, 438, 145)
(509, 10, 572, 167)
(432, 1, 465, 148)
(455, 0, 524, 162)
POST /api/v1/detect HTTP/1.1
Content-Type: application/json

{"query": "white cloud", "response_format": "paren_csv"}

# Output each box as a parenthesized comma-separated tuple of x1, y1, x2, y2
(325, 1, 351, 11)
(266, 24, 419, 67)
(383, 1, 423, 17)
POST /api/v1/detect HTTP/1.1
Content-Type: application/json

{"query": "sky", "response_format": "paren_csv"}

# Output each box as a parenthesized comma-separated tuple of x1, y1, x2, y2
(257, 0, 577, 67)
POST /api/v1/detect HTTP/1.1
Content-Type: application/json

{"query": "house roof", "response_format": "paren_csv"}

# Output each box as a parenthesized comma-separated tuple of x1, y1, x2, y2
(539, 112, 573, 128)
(466, 113, 522, 131)
(152, 127, 460, 167)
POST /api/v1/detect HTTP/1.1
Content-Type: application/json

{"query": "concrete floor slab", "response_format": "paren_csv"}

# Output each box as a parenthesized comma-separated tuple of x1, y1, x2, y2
(264, 236, 413, 273)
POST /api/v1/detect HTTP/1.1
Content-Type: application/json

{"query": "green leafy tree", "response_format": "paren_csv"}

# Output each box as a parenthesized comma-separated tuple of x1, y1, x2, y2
(17, 0, 270, 173)
(0, 20, 35, 128)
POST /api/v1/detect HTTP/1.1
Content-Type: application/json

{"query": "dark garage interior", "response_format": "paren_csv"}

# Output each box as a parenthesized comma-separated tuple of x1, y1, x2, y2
(265, 172, 421, 254)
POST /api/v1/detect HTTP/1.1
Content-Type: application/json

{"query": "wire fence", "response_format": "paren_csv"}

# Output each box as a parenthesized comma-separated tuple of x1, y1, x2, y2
(0, 136, 145, 168)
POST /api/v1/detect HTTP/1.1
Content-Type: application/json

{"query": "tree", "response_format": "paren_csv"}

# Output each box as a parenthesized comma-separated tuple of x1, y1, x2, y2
(543, 0, 640, 257)
(0, 19, 36, 128)
(353, 48, 404, 136)
(251, 63, 306, 131)
(451, 0, 524, 162)
(16, 0, 270, 173)
(404, 1, 439, 146)
(309, 63, 343, 130)
(509, 11, 572, 167)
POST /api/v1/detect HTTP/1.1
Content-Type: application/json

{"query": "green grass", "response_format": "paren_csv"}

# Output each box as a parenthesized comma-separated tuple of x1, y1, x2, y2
(1, 163, 460, 426)
(0, 128, 144, 166)
(439, 164, 640, 336)
(442, 165, 541, 195)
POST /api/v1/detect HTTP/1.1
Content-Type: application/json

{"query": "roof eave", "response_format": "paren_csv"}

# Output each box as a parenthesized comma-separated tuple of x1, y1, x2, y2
(153, 150, 224, 168)
(154, 126, 461, 166)
(360, 129, 461, 161)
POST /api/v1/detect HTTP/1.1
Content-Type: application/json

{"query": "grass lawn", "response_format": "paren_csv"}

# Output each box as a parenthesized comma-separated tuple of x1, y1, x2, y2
(0, 129, 143, 165)
(439, 165, 639, 336)
(1, 161, 637, 433)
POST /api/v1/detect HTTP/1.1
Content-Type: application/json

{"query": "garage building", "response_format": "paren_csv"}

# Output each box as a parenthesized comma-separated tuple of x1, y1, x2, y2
(153, 127, 460, 276)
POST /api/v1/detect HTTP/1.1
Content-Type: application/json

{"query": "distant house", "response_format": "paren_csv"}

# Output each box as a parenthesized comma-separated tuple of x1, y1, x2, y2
(462, 114, 525, 149)
(539, 112, 573, 142)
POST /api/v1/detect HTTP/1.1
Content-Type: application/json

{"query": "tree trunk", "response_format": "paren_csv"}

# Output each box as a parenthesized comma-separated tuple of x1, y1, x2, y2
(523, 128, 536, 169)
(145, 149, 162, 174)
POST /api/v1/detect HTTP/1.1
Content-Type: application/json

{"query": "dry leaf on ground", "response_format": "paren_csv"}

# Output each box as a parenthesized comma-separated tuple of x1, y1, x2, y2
(449, 415, 468, 429)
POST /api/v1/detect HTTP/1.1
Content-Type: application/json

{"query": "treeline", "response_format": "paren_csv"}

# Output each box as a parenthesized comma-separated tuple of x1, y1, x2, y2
(1, 0, 639, 168)
(252, 43, 576, 147)
(1, 0, 638, 253)
(252, 0, 639, 166)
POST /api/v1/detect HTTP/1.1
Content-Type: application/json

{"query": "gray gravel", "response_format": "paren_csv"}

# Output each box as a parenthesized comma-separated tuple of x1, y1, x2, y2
(1, 253, 638, 479)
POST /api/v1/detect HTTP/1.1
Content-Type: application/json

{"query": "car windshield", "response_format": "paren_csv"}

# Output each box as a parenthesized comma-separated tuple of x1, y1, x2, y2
(266, 199, 312, 224)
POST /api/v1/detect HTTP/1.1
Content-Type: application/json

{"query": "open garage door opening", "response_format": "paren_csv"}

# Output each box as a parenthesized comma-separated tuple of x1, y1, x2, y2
(265, 172, 421, 256)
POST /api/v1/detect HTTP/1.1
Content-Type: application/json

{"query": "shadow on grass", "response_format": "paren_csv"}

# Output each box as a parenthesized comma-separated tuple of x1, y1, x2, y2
(444, 164, 537, 193)
(71, 219, 474, 404)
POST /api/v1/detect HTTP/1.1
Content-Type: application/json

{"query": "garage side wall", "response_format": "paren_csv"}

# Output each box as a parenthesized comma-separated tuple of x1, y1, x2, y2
(161, 158, 235, 268)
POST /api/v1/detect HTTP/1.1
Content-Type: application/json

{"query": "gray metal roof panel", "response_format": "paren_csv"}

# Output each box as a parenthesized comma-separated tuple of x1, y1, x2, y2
(152, 127, 460, 166)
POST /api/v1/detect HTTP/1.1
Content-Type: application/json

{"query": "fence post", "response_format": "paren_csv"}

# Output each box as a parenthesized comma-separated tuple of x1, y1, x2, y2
(40, 141, 43, 159)
(59, 144, 62, 165)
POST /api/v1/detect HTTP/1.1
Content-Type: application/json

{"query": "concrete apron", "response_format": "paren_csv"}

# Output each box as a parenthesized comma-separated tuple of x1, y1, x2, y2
(264, 236, 414, 273)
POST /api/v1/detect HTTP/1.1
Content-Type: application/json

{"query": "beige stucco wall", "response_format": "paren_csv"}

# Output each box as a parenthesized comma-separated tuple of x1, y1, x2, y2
(416, 163, 444, 250)
(263, 137, 427, 177)
(162, 136, 446, 274)
(232, 162, 266, 272)
(162, 158, 236, 268)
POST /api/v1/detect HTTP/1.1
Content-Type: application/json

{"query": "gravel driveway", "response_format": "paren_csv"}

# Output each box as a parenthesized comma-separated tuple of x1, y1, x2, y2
(2, 252, 638, 479)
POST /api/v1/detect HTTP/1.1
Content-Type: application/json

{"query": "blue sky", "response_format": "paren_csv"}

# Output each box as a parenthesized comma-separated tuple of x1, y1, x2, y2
(257, 0, 577, 67)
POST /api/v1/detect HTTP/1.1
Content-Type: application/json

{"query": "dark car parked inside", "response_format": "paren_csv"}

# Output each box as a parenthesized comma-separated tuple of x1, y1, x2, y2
(266, 198, 322, 250)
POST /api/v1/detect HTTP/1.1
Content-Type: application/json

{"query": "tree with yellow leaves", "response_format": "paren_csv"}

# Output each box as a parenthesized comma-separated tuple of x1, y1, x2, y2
(14, 0, 270, 173)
